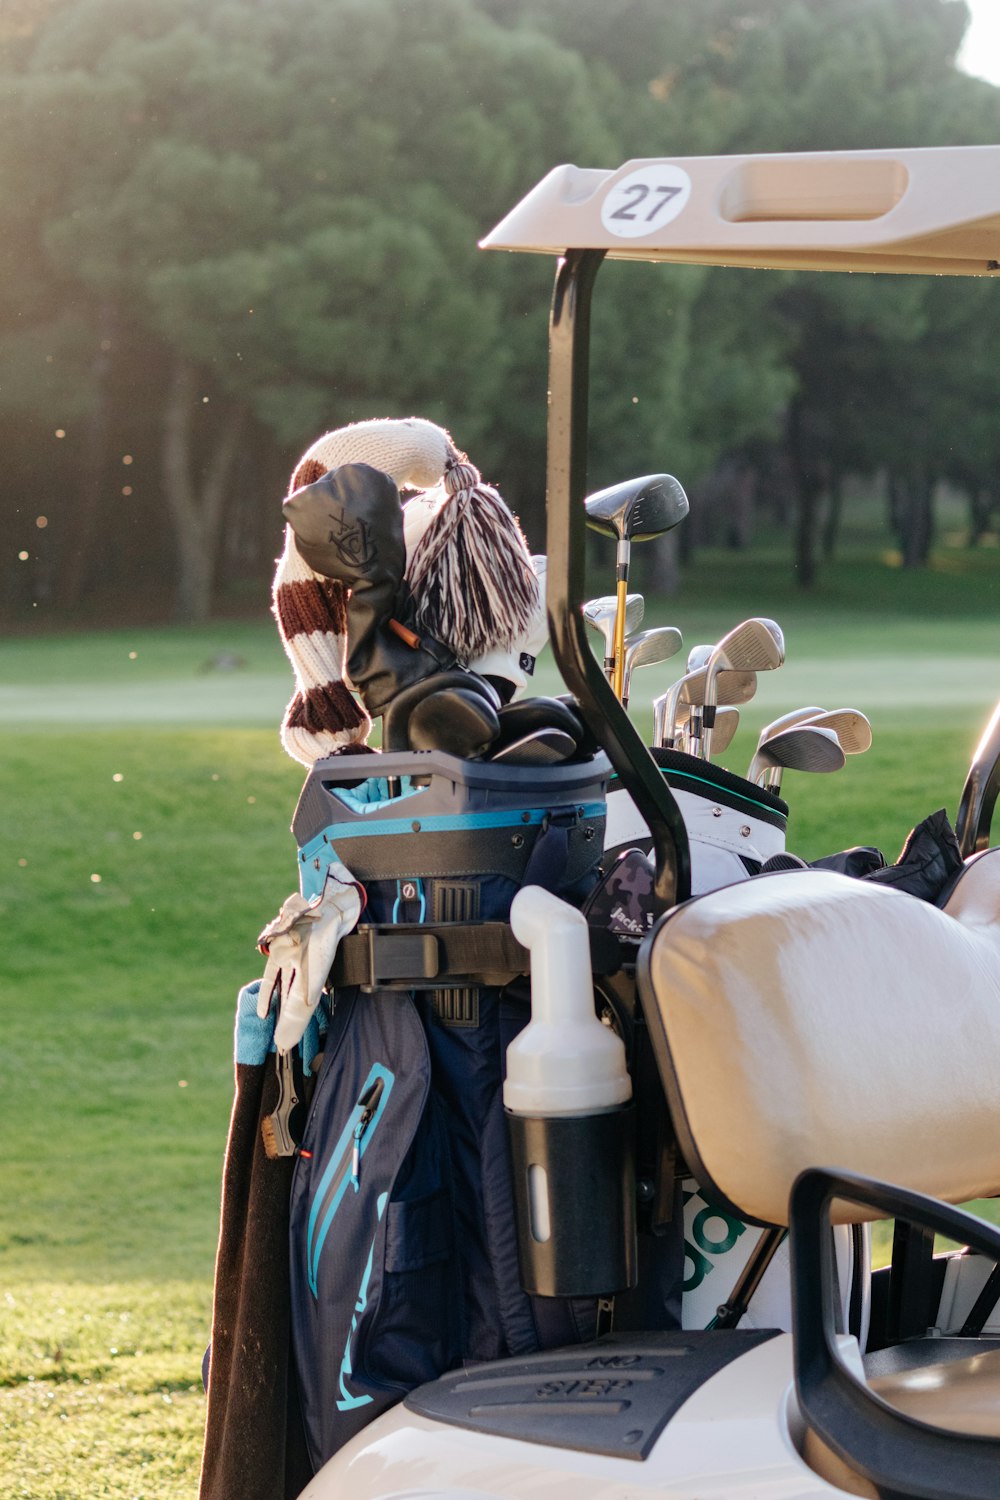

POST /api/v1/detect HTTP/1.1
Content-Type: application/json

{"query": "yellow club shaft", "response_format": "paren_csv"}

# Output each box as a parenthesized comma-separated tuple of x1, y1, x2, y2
(611, 577, 628, 698)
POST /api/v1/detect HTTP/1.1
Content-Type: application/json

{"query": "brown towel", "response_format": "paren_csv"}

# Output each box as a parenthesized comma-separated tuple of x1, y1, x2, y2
(199, 1053, 313, 1500)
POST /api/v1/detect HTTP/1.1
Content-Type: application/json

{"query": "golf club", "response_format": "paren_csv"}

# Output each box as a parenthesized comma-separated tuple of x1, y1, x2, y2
(670, 703, 740, 755)
(584, 593, 644, 681)
(762, 708, 870, 791)
(701, 618, 785, 761)
(584, 473, 688, 697)
(686, 643, 714, 671)
(751, 705, 872, 765)
(681, 644, 714, 743)
(655, 666, 758, 751)
(802, 707, 872, 756)
(747, 723, 846, 788)
(621, 626, 683, 709)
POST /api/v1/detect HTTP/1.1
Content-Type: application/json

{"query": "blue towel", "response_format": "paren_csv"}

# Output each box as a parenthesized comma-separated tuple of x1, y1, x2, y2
(234, 979, 327, 1073)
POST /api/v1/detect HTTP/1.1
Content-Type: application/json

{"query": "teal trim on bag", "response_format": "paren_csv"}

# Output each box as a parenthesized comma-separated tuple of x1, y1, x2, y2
(328, 778, 424, 815)
(303, 802, 606, 847)
(306, 1062, 394, 1297)
(299, 802, 606, 897)
(335, 1192, 388, 1413)
(611, 768, 781, 820)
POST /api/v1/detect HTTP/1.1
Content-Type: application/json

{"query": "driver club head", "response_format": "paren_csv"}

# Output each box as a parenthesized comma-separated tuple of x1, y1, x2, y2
(585, 475, 689, 698)
(747, 724, 846, 786)
(584, 473, 689, 545)
(621, 625, 683, 707)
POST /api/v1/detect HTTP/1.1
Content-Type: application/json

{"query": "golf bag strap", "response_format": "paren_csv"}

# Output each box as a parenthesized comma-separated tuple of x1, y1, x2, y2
(331, 921, 621, 991)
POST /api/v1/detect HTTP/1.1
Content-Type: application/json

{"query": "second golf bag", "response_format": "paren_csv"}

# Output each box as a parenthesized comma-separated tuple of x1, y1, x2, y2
(287, 748, 616, 1474)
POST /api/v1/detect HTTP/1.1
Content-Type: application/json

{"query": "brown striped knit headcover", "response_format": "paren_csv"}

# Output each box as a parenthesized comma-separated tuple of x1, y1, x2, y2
(274, 417, 539, 767)
(274, 418, 454, 766)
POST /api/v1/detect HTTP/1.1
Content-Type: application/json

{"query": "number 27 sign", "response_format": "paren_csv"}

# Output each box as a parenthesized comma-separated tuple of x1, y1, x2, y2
(600, 163, 692, 239)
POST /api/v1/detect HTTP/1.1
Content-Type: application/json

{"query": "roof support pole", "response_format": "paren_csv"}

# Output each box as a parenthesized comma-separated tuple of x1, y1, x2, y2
(544, 248, 690, 908)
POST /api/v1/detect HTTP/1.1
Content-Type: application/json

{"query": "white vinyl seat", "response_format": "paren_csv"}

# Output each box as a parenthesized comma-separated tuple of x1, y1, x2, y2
(637, 848, 1000, 1229)
(636, 847, 1000, 1492)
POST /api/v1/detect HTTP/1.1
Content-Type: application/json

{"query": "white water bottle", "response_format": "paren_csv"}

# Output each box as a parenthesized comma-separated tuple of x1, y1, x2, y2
(504, 886, 636, 1297)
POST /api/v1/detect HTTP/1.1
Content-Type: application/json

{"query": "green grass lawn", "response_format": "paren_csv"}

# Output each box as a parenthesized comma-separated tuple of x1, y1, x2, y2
(4, 541, 1000, 1496)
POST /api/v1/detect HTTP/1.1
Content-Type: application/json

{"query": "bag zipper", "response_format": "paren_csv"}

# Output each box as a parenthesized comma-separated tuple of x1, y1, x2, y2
(306, 1063, 394, 1296)
(351, 1076, 385, 1191)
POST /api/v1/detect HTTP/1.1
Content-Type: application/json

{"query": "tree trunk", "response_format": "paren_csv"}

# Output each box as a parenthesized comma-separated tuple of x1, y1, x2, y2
(788, 402, 822, 588)
(61, 302, 117, 609)
(897, 472, 934, 569)
(968, 486, 994, 548)
(821, 469, 844, 561)
(161, 356, 246, 621)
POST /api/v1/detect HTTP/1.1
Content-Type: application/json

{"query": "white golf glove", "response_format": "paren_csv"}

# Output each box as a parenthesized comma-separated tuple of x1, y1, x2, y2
(256, 861, 364, 1053)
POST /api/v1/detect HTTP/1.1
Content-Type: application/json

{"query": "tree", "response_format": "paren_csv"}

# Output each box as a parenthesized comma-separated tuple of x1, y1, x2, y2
(0, 0, 619, 616)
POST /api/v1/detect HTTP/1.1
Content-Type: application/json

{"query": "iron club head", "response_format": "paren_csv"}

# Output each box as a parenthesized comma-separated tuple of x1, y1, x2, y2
(701, 618, 784, 759)
(620, 626, 683, 707)
(584, 594, 644, 678)
(747, 723, 846, 787)
(672, 703, 741, 755)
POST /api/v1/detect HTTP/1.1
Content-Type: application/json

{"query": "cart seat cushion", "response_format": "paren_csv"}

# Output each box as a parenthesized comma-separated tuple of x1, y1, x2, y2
(637, 850, 1000, 1226)
(868, 1344, 1000, 1436)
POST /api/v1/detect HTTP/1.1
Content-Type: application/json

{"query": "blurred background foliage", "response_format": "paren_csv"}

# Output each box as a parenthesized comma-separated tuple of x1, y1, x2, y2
(2, 0, 999, 623)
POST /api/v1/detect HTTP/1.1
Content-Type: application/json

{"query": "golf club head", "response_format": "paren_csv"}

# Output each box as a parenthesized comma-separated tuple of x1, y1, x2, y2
(621, 626, 683, 706)
(706, 618, 785, 698)
(803, 707, 873, 755)
(674, 703, 740, 755)
(656, 667, 755, 751)
(686, 643, 714, 672)
(490, 728, 576, 765)
(679, 667, 758, 709)
(748, 724, 846, 784)
(700, 618, 784, 759)
(584, 473, 689, 543)
(584, 593, 644, 671)
(755, 706, 825, 754)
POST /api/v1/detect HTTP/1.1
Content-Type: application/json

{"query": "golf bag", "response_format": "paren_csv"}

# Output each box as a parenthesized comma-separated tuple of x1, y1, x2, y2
(287, 748, 615, 1473)
(604, 746, 789, 893)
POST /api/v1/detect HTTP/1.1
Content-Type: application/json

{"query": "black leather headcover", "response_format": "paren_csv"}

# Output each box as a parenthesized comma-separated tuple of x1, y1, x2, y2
(283, 464, 455, 715)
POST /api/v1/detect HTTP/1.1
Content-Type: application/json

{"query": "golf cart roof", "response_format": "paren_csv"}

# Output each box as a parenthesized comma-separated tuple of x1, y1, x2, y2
(481, 145, 1000, 276)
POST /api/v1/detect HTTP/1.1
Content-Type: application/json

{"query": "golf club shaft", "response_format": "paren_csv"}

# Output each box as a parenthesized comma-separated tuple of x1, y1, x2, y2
(611, 567, 629, 698)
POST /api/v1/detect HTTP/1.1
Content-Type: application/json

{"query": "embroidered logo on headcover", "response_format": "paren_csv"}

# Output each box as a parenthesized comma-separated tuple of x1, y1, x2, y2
(325, 506, 378, 570)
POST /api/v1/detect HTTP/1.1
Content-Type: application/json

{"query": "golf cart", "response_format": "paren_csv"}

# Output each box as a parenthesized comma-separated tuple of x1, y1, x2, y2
(294, 146, 1000, 1499)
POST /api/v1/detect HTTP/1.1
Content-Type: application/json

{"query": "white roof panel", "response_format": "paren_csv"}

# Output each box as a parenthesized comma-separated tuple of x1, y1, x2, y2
(480, 147, 1000, 275)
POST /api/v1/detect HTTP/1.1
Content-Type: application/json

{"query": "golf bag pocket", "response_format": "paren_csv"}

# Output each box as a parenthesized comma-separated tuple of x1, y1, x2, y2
(289, 986, 461, 1473)
(363, 1090, 460, 1389)
(605, 746, 788, 895)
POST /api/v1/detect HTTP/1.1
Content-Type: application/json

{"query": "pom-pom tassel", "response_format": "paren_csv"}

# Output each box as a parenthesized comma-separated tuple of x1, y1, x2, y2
(407, 455, 539, 661)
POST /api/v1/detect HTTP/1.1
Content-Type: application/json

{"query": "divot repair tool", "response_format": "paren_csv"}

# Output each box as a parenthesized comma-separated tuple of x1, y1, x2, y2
(261, 1049, 301, 1160)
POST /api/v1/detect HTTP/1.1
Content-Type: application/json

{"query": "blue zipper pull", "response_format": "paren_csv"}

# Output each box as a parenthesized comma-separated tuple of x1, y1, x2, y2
(351, 1121, 364, 1191)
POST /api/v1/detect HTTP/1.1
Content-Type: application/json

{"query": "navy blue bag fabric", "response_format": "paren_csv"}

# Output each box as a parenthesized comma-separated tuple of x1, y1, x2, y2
(289, 986, 457, 1471)
(289, 815, 604, 1474)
